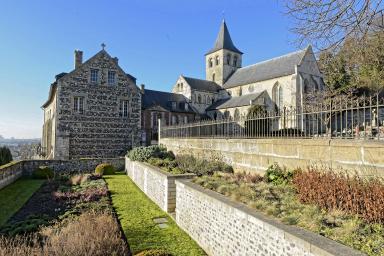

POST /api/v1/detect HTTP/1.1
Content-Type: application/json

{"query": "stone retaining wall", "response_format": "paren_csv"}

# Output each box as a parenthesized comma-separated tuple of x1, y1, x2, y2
(161, 138, 384, 177)
(125, 157, 195, 212)
(0, 162, 23, 190)
(175, 180, 365, 256)
(0, 158, 124, 190)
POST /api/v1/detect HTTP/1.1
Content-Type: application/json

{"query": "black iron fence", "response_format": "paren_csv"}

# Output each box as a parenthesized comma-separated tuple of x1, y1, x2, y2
(160, 95, 384, 140)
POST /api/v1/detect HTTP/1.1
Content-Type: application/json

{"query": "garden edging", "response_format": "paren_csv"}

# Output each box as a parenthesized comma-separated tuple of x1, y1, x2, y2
(125, 157, 195, 213)
(175, 179, 366, 256)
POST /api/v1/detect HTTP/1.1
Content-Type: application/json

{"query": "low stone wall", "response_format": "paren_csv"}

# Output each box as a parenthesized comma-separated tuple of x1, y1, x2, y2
(125, 157, 195, 213)
(175, 180, 364, 256)
(160, 138, 384, 177)
(0, 158, 124, 190)
(0, 162, 23, 190)
(20, 158, 125, 176)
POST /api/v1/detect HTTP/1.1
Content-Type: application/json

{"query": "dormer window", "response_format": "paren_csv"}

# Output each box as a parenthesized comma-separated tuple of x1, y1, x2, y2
(208, 58, 213, 68)
(90, 69, 99, 84)
(108, 71, 116, 85)
(215, 56, 219, 65)
(171, 102, 177, 110)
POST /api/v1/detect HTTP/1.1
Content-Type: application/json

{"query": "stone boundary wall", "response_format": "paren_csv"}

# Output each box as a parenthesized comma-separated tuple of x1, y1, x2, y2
(125, 157, 195, 212)
(175, 180, 365, 256)
(0, 158, 124, 190)
(160, 138, 384, 177)
(0, 162, 23, 190)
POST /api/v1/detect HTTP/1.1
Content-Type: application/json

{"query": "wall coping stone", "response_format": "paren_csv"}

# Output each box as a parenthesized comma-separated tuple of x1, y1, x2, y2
(176, 179, 365, 256)
(127, 157, 196, 179)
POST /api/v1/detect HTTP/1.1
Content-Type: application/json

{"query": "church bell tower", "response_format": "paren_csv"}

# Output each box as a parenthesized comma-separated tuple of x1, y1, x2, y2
(205, 20, 243, 86)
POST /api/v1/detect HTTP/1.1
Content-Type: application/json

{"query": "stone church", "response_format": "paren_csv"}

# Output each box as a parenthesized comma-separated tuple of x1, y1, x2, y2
(41, 47, 141, 160)
(172, 20, 324, 124)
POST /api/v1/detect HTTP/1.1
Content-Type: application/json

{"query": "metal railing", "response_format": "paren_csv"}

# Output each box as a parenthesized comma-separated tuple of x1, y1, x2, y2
(160, 95, 384, 140)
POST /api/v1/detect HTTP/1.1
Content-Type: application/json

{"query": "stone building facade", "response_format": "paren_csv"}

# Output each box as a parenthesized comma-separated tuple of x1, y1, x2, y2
(141, 85, 197, 145)
(42, 48, 141, 160)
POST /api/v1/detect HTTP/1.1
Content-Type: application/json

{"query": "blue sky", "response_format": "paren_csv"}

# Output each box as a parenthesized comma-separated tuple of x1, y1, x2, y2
(0, 0, 298, 138)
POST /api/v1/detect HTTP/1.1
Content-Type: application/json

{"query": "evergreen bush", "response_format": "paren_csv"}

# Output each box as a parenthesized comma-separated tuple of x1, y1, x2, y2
(32, 166, 54, 179)
(0, 146, 13, 166)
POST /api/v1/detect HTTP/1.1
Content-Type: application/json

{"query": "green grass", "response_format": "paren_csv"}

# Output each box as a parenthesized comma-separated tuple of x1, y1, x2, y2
(105, 173, 206, 255)
(0, 178, 44, 226)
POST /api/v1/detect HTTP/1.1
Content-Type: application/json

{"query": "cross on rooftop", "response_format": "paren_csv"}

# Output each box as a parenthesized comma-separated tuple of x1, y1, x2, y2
(101, 43, 106, 50)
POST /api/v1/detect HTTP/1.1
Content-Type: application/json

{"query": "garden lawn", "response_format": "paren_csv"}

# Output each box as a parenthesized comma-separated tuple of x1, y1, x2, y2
(0, 178, 44, 226)
(105, 173, 206, 255)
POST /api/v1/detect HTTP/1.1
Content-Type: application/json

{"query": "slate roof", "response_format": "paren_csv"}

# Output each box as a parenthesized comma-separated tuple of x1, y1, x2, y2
(207, 91, 265, 110)
(206, 20, 243, 55)
(223, 48, 307, 89)
(142, 89, 196, 113)
(183, 76, 222, 92)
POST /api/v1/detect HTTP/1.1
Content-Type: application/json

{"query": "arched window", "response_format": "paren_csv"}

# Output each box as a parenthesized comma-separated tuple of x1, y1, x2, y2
(203, 95, 207, 104)
(224, 110, 230, 119)
(198, 95, 202, 104)
(180, 82, 183, 90)
(208, 58, 213, 68)
(212, 73, 215, 82)
(304, 79, 309, 94)
(233, 56, 238, 67)
(215, 56, 219, 65)
(234, 109, 240, 121)
(272, 82, 283, 110)
(206, 96, 210, 104)
(278, 86, 283, 109)
(227, 54, 231, 65)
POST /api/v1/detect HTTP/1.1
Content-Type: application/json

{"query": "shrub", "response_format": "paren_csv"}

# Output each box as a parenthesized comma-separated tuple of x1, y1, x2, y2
(95, 163, 115, 176)
(0, 146, 13, 166)
(175, 155, 234, 176)
(293, 168, 384, 223)
(32, 166, 54, 179)
(128, 145, 172, 162)
(264, 163, 295, 185)
(135, 249, 171, 256)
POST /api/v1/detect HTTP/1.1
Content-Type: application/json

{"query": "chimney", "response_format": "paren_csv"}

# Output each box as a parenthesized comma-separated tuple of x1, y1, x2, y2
(140, 84, 145, 94)
(74, 50, 83, 69)
(113, 57, 119, 65)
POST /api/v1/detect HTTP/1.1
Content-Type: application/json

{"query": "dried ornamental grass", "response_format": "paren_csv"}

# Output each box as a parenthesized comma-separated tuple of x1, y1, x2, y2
(293, 168, 384, 223)
(0, 212, 128, 256)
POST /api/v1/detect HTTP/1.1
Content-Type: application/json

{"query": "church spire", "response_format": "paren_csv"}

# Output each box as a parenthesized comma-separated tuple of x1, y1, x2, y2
(206, 20, 242, 55)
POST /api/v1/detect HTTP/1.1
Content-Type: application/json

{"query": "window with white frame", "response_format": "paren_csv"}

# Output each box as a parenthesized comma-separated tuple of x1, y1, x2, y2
(120, 100, 129, 117)
(74, 96, 84, 113)
(90, 69, 99, 83)
(108, 70, 116, 85)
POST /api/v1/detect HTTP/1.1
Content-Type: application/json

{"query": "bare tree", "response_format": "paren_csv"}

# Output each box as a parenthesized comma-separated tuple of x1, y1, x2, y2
(285, 0, 384, 50)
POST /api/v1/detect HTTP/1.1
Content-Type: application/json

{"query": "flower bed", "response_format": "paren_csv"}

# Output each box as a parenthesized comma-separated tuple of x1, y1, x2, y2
(0, 172, 129, 255)
(192, 165, 384, 256)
